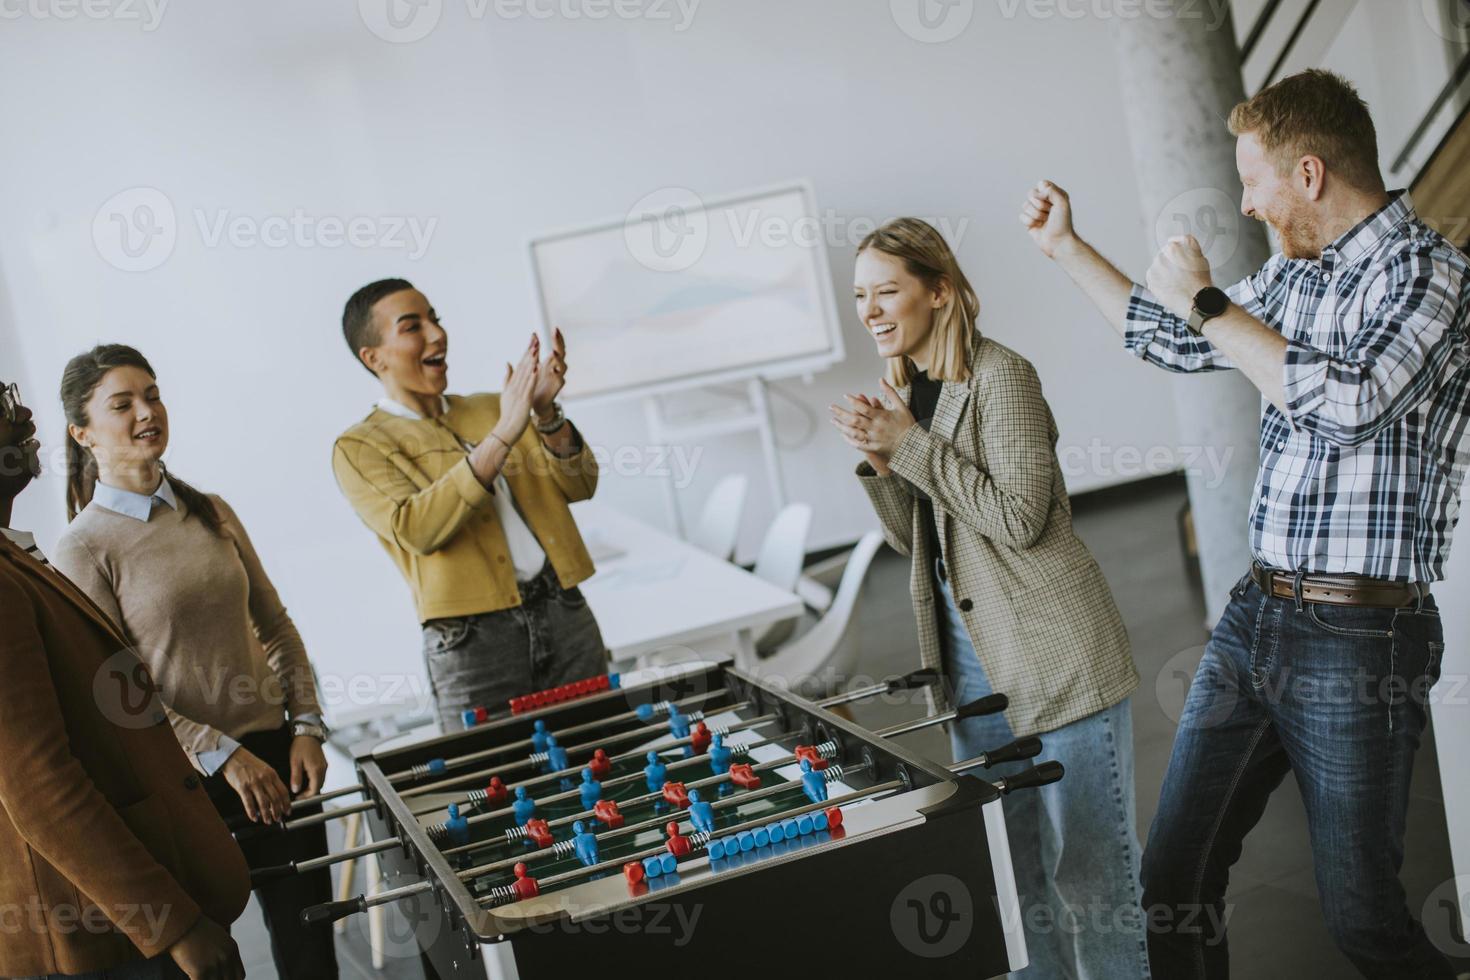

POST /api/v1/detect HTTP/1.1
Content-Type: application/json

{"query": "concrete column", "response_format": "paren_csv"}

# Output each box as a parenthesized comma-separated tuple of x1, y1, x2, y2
(1111, 3, 1270, 626)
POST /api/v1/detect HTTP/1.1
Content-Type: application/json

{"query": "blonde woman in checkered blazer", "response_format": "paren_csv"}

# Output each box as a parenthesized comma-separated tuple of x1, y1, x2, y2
(830, 218, 1148, 980)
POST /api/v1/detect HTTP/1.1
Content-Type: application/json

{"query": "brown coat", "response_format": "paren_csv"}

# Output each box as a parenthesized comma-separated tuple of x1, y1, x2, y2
(0, 535, 250, 977)
(857, 335, 1139, 737)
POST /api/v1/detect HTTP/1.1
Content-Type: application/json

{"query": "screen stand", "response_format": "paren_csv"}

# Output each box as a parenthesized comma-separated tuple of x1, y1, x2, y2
(642, 376, 787, 541)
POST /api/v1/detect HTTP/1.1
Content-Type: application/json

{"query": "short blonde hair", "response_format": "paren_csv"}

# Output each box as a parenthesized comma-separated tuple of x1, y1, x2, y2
(857, 218, 979, 388)
(1228, 69, 1384, 194)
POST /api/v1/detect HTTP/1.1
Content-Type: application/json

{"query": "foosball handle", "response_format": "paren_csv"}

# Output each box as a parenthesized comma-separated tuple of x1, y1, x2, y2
(999, 761, 1065, 794)
(889, 668, 940, 690)
(301, 897, 367, 927)
(954, 693, 1009, 720)
(250, 862, 298, 885)
(986, 736, 1043, 766)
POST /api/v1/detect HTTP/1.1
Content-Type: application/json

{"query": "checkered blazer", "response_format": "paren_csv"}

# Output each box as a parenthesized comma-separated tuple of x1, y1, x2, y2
(858, 335, 1138, 737)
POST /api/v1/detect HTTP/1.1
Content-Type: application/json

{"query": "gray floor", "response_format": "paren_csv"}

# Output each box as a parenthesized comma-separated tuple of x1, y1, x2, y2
(234, 476, 1468, 979)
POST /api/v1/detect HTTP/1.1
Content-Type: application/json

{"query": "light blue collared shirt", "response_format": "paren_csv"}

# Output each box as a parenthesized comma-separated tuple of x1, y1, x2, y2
(91, 476, 179, 522)
(91, 477, 321, 776)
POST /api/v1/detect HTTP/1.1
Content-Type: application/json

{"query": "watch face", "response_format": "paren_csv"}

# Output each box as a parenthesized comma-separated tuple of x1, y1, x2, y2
(1195, 287, 1230, 317)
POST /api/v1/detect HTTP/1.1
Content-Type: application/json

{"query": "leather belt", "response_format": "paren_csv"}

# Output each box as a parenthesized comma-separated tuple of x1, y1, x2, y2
(1248, 562, 1427, 609)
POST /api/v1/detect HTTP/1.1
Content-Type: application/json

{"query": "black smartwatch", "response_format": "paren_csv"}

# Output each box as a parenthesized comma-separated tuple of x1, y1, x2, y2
(1187, 286, 1230, 336)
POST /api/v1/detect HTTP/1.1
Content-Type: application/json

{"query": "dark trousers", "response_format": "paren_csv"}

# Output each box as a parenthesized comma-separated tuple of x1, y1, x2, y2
(15, 957, 186, 979)
(422, 563, 610, 732)
(204, 724, 338, 980)
(1141, 576, 1454, 978)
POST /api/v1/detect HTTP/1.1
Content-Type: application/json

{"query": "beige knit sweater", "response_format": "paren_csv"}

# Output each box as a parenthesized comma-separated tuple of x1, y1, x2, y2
(52, 493, 322, 770)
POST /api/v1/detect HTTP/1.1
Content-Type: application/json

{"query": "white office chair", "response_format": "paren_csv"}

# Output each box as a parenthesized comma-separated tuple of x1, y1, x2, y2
(752, 502, 813, 651)
(688, 474, 749, 561)
(752, 531, 885, 699)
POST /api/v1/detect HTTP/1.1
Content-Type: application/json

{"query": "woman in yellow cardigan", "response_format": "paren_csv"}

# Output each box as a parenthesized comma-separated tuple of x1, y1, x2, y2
(332, 279, 609, 731)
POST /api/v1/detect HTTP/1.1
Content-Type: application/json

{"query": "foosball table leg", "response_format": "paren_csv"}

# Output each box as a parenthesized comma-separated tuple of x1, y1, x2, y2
(366, 849, 386, 970)
(334, 811, 362, 936)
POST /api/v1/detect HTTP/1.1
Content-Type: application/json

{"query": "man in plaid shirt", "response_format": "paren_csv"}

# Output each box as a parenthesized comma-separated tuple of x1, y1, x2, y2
(1024, 69, 1467, 978)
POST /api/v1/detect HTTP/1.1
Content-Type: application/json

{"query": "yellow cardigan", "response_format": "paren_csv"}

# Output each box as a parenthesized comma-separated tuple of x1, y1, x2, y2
(332, 392, 597, 622)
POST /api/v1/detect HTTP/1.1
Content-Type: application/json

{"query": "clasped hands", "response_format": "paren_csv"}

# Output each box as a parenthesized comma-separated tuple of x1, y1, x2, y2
(829, 379, 917, 476)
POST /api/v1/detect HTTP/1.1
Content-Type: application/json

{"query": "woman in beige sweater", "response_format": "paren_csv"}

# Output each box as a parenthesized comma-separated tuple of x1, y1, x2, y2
(52, 344, 337, 980)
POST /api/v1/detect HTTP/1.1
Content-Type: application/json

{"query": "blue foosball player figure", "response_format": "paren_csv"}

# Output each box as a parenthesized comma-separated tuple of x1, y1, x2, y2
(667, 706, 691, 739)
(579, 768, 602, 810)
(709, 733, 732, 775)
(643, 751, 667, 793)
(572, 820, 599, 868)
(800, 759, 827, 804)
(445, 803, 469, 846)
(545, 735, 569, 774)
(513, 786, 537, 825)
(531, 719, 551, 753)
(687, 789, 715, 834)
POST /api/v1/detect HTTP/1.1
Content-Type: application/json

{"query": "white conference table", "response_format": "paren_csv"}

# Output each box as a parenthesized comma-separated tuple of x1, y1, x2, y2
(571, 500, 804, 671)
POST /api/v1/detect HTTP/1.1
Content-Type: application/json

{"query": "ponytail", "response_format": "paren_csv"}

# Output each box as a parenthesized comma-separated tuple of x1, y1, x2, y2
(64, 437, 98, 522)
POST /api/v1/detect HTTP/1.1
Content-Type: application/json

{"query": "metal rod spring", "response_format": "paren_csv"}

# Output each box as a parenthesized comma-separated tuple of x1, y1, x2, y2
(485, 883, 523, 907)
(814, 740, 839, 760)
(503, 825, 529, 845)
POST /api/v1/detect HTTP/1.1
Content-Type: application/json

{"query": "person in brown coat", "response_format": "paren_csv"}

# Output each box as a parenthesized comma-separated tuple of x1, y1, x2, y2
(0, 379, 250, 980)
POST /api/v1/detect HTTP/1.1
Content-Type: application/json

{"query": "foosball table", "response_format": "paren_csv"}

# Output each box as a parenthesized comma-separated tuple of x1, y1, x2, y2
(249, 659, 1061, 978)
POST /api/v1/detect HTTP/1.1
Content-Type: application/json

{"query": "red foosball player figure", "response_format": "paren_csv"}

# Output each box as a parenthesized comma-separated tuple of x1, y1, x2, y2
(689, 722, 712, 756)
(665, 822, 692, 858)
(511, 863, 540, 900)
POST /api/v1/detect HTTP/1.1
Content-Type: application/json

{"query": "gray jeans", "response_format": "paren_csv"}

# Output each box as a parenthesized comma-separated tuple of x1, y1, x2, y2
(421, 563, 609, 732)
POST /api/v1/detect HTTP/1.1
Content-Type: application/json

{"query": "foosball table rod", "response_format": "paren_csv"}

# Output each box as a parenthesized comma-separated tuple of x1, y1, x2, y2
(298, 757, 1064, 926)
(429, 693, 1011, 852)
(246, 668, 943, 830)
(493, 758, 1067, 905)
(402, 707, 777, 813)
(408, 666, 953, 816)
(456, 729, 1045, 879)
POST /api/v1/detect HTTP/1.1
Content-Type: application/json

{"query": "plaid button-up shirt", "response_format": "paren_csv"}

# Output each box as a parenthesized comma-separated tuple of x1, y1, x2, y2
(1124, 191, 1470, 583)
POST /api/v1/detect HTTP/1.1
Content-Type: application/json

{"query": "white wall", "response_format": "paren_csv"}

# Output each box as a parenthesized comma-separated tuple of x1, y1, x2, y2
(0, 1, 1192, 714)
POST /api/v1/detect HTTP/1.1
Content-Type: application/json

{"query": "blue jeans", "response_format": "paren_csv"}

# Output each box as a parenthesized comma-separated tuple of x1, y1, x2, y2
(422, 562, 608, 732)
(939, 574, 1151, 980)
(1142, 576, 1453, 978)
